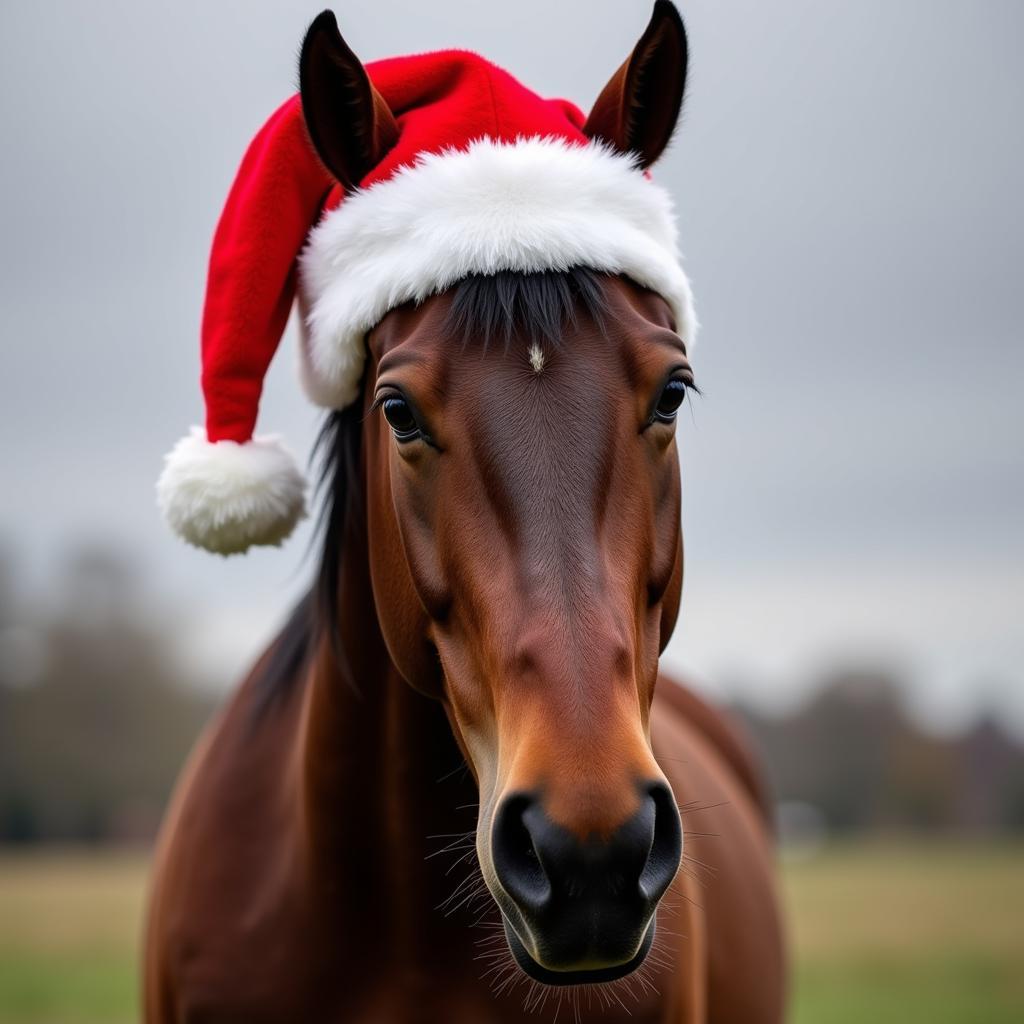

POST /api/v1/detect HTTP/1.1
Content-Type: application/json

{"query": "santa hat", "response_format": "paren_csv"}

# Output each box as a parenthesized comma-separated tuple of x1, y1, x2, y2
(158, 4, 696, 555)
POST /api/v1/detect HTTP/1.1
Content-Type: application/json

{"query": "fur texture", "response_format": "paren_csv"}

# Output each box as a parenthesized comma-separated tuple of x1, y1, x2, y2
(299, 137, 697, 408)
(157, 429, 306, 555)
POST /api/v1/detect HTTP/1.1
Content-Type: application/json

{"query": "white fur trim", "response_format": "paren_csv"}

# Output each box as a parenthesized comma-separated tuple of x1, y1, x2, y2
(157, 429, 307, 555)
(298, 136, 698, 408)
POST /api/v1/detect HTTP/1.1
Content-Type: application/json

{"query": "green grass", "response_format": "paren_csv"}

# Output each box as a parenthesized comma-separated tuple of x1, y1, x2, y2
(0, 851, 145, 1024)
(783, 843, 1024, 1024)
(0, 843, 1021, 1022)
(0, 952, 136, 1024)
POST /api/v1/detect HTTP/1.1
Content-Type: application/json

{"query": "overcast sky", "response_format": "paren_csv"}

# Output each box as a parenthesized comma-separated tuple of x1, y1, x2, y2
(1, 1, 1021, 734)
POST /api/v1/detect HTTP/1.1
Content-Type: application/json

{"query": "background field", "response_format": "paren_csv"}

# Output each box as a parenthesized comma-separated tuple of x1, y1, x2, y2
(0, 844, 1021, 1024)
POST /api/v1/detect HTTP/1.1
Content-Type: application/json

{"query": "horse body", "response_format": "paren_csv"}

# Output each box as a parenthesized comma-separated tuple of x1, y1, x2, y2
(147, 7, 786, 1019)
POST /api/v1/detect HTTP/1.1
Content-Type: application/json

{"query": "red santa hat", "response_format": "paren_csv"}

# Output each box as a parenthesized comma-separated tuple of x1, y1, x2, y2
(158, 4, 696, 554)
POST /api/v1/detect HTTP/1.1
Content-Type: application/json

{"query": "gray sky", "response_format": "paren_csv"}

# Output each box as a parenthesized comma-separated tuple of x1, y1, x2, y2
(1, 1, 1022, 734)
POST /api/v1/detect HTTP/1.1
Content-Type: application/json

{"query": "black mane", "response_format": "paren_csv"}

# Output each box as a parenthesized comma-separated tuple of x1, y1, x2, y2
(250, 268, 609, 718)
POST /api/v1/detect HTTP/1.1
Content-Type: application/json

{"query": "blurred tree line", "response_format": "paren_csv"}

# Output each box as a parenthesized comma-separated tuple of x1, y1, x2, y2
(0, 545, 214, 843)
(1, 542, 1023, 844)
(737, 673, 1024, 837)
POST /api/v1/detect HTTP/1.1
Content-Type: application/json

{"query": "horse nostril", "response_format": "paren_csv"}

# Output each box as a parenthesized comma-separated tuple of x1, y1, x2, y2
(639, 781, 683, 904)
(492, 794, 551, 913)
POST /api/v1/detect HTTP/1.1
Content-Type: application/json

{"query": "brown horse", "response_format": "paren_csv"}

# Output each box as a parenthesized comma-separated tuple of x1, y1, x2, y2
(145, 7, 785, 1022)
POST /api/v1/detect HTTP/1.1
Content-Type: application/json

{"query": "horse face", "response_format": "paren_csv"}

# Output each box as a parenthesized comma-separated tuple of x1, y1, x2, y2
(299, 0, 692, 988)
(363, 274, 689, 983)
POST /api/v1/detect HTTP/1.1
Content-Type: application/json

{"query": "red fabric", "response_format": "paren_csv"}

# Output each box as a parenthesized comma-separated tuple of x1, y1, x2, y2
(201, 96, 331, 442)
(200, 51, 588, 444)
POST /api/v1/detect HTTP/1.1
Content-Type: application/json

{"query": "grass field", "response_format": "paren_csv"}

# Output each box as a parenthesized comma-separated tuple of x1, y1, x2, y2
(0, 844, 1021, 1023)
(782, 844, 1024, 1024)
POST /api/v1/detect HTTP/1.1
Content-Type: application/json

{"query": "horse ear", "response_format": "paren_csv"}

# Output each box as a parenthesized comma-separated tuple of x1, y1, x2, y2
(583, 0, 688, 169)
(299, 10, 399, 190)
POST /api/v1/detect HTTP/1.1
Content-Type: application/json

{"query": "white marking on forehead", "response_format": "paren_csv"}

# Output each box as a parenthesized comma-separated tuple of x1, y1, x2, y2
(528, 343, 545, 374)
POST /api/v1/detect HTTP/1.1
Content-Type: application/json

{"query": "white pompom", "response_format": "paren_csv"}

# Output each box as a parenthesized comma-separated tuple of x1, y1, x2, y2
(157, 429, 307, 556)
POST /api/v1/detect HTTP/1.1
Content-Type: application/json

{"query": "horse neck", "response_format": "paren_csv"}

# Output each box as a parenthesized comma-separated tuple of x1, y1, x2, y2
(296, 505, 480, 958)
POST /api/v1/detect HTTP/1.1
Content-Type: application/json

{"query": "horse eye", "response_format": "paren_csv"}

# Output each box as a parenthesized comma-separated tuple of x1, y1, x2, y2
(653, 379, 687, 423)
(382, 396, 420, 440)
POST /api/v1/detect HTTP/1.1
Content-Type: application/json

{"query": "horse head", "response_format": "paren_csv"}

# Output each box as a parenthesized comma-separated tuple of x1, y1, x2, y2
(301, 4, 692, 986)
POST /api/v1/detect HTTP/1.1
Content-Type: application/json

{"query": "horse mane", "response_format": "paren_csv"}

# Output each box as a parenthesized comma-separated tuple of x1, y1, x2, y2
(250, 268, 609, 719)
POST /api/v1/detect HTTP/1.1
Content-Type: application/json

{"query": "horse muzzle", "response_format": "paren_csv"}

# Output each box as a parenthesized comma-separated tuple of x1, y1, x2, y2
(489, 781, 682, 985)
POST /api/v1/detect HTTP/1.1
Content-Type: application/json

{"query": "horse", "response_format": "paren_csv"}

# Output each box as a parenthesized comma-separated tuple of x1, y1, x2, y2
(144, 6, 786, 1022)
